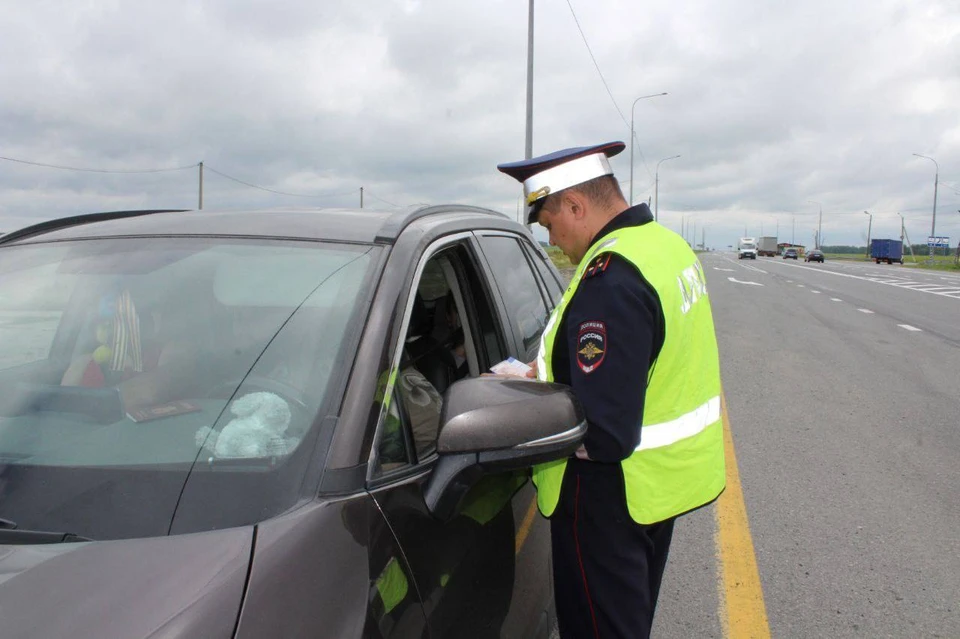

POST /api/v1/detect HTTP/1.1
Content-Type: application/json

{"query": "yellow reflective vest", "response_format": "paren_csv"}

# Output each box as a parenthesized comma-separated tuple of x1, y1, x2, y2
(532, 222, 725, 524)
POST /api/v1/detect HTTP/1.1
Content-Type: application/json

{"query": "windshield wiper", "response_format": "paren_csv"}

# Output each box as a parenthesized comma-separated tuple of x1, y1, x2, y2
(0, 519, 91, 544)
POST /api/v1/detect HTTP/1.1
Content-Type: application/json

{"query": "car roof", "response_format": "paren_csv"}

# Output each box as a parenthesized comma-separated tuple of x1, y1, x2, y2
(0, 205, 516, 247)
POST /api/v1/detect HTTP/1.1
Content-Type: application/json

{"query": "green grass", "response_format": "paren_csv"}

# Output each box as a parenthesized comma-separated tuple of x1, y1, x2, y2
(545, 246, 574, 270)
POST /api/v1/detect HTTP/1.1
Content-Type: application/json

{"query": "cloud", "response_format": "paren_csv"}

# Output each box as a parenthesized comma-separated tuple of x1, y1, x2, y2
(1, 0, 958, 247)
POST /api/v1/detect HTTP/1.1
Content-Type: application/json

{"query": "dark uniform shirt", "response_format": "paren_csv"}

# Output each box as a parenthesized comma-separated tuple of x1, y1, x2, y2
(552, 204, 665, 463)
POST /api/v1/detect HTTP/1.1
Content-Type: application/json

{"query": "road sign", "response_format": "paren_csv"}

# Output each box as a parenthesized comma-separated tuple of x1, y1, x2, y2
(927, 236, 950, 248)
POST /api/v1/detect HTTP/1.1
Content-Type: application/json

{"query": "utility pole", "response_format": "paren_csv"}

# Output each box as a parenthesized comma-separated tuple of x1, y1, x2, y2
(955, 210, 960, 265)
(864, 210, 873, 258)
(817, 207, 822, 248)
(360, 187, 364, 209)
(807, 200, 822, 249)
(913, 153, 938, 264)
(628, 93, 667, 205)
(524, 0, 534, 161)
(198, 161, 204, 210)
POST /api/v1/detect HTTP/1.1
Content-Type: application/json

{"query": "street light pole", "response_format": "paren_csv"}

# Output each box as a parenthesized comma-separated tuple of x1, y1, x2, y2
(807, 200, 822, 249)
(524, 0, 534, 161)
(913, 153, 939, 263)
(629, 92, 668, 205)
(864, 211, 873, 258)
(654, 155, 680, 222)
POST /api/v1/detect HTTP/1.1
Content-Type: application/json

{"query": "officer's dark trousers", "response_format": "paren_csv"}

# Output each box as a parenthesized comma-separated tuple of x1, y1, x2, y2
(551, 460, 675, 639)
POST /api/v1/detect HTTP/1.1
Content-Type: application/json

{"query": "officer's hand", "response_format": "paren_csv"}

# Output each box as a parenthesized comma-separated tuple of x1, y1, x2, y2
(525, 360, 538, 379)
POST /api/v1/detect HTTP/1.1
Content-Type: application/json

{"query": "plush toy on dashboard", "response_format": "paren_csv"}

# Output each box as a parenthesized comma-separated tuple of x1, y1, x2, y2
(195, 391, 297, 459)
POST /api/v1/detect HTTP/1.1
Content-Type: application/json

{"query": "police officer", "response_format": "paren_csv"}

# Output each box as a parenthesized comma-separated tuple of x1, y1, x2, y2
(498, 142, 726, 638)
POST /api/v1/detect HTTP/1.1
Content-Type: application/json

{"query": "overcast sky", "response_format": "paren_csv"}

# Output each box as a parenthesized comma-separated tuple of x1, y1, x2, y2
(2, 0, 959, 249)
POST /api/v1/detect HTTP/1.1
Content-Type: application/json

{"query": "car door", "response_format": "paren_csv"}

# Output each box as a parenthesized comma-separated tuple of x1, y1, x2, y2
(367, 235, 556, 639)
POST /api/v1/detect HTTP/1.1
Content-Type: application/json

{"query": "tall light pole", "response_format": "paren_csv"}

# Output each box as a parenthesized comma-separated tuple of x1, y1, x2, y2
(913, 153, 938, 263)
(629, 92, 668, 205)
(524, 0, 534, 161)
(807, 200, 822, 249)
(654, 155, 680, 222)
(864, 211, 873, 258)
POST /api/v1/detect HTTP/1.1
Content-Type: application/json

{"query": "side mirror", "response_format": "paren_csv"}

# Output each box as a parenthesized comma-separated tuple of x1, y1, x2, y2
(424, 376, 585, 520)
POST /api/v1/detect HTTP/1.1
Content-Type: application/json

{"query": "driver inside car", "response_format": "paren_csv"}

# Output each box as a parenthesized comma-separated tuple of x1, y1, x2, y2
(60, 290, 198, 410)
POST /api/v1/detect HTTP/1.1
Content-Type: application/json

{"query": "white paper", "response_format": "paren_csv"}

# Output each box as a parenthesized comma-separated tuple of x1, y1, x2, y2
(489, 357, 533, 377)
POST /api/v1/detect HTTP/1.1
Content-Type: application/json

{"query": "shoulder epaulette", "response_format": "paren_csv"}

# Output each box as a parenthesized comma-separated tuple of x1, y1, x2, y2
(582, 253, 612, 280)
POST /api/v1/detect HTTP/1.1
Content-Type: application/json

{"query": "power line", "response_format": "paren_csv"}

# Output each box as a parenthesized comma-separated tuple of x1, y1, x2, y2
(0, 154, 196, 174)
(563, 0, 627, 129)
(364, 190, 402, 207)
(563, 0, 654, 182)
(940, 182, 960, 195)
(204, 165, 359, 200)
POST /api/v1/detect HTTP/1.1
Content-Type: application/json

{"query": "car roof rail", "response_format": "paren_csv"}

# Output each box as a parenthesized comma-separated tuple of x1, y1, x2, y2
(0, 209, 189, 246)
(375, 204, 508, 242)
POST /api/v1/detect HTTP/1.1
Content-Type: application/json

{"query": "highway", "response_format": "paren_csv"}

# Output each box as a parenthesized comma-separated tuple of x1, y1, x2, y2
(654, 253, 960, 638)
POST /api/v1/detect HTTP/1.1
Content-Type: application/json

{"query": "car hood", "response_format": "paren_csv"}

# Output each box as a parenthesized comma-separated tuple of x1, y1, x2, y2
(0, 527, 253, 639)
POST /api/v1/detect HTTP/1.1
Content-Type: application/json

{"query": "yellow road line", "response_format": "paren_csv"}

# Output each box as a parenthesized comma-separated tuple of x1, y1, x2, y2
(515, 496, 539, 556)
(716, 393, 771, 638)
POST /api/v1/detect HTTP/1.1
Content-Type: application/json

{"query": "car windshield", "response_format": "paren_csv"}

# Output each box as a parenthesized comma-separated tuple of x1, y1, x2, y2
(0, 237, 377, 540)
(742, 243, 756, 249)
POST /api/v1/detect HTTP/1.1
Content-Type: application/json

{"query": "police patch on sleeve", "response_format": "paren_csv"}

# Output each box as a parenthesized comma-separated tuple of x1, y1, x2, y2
(576, 321, 606, 374)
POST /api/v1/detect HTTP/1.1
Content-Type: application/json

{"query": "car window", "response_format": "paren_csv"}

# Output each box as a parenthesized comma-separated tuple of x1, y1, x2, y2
(0, 260, 74, 370)
(476, 234, 549, 360)
(374, 241, 506, 474)
(525, 242, 565, 306)
(0, 238, 377, 540)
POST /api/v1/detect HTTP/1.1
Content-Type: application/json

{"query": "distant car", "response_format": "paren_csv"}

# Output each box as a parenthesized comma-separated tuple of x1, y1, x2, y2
(783, 248, 799, 259)
(805, 249, 824, 263)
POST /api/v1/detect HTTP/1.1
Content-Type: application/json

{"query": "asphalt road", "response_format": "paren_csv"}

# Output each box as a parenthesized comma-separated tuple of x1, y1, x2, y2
(653, 253, 960, 638)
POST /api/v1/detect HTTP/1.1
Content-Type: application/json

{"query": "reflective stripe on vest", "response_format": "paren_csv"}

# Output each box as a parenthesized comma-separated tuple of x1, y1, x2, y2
(532, 222, 726, 524)
(635, 395, 720, 451)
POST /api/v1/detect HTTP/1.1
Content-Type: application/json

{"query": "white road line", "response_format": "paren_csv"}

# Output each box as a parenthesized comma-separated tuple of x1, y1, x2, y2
(728, 277, 764, 286)
(812, 290, 821, 294)
(713, 267, 735, 272)
(766, 261, 960, 300)
(858, 309, 874, 314)
(898, 324, 922, 332)
(830, 298, 842, 302)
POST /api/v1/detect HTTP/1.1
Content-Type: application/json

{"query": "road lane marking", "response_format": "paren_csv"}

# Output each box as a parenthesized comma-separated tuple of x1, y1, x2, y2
(728, 277, 764, 286)
(831, 298, 842, 302)
(812, 290, 821, 294)
(797, 284, 805, 288)
(858, 309, 874, 314)
(515, 497, 538, 556)
(766, 261, 960, 299)
(714, 267, 735, 272)
(898, 324, 922, 332)
(716, 394, 771, 639)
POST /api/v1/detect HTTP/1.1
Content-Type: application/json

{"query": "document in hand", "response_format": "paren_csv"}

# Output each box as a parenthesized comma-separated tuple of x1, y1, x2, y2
(489, 357, 533, 377)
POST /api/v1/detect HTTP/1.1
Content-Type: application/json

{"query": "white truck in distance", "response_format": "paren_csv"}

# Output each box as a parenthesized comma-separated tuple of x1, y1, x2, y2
(738, 237, 758, 259)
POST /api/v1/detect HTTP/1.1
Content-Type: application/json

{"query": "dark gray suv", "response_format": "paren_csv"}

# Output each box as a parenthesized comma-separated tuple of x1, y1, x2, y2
(0, 206, 584, 638)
